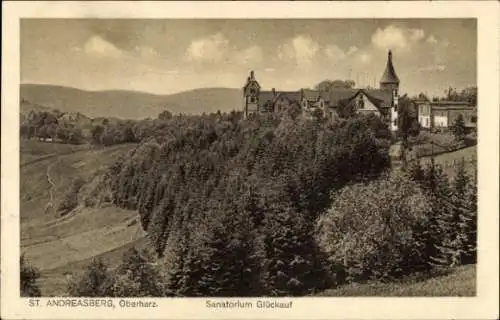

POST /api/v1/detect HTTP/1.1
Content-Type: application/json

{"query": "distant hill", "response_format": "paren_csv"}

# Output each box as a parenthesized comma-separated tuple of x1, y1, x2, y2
(20, 98, 51, 113)
(20, 84, 242, 120)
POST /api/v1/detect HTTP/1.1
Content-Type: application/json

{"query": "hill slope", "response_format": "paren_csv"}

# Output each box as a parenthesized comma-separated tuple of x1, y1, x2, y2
(20, 84, 242, 119)
(316, 265, 475, 296)
(20, 140, 144, 296)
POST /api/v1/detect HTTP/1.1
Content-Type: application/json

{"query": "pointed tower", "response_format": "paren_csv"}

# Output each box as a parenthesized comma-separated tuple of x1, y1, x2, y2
(380, 50, 400, 92)
(379, 50, 400, 131)
(242, 70, 261, 120)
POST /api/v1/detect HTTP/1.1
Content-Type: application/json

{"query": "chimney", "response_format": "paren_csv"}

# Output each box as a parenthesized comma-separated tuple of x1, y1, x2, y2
(250, 70, 255, 80)
(272, 88, 276, 96)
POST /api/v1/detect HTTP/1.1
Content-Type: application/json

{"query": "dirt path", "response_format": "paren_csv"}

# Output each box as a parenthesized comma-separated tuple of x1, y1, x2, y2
(44, 163, 56, 214)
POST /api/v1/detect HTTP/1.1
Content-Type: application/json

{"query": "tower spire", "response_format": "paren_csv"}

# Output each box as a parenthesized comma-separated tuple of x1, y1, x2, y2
(379, 49, 400, 89)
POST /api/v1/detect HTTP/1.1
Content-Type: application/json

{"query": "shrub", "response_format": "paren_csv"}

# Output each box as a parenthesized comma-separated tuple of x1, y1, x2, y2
(20, 254, 41, 297)
(316, 171, 432, 283)
(110, 248, 165, 297)
(67, 258, 116, 297)
(79, 173, 114, 207)
(451, 115, 467, 142)
(57, 178, 86, 215)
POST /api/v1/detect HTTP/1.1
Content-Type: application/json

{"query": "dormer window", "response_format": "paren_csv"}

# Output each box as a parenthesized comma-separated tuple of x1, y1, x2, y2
(250, 88, 256, 95)
(357, 96, 365, 109)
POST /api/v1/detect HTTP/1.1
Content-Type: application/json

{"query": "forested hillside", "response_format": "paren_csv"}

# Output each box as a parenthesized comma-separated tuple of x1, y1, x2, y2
(21, 109, 477, 297)
(75, 112, 392, 296)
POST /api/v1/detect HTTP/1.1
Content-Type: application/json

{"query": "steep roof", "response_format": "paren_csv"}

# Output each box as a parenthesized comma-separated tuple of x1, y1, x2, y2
(301, 89, 320, 101)
(259, 90, 301, 106)
(326, 89, 359, 106)
(380, 50, 400, 84)
(431, 100, 473, 106)
(276, 91, 302, 102)
(340, 89, 393, 115)
(243, 70, 261, 91)
(363, 89, 393, 109)
(259, 91, 276, 105)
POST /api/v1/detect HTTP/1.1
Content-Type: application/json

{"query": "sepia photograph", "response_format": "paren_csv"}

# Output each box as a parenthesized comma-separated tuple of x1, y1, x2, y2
(2, 1, 499, 320)
(18, 17, 479, 297)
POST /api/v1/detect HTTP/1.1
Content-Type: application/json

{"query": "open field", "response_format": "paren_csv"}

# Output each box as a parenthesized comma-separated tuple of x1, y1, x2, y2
(20, 140, 144, 296)
(316, 265, 475, 297)
(420, 145, 477, 178)
(20, 140, 90, 166)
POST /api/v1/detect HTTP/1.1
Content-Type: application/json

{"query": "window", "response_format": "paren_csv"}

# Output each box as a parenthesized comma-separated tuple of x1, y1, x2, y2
(250, 97, 256, 103)
(471, 115, 477, 123)
(357, 96, 365, 109)
(250, 88, 256, 95)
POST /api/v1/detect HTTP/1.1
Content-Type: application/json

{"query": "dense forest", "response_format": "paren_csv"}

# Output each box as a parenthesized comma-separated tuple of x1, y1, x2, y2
(21, 107, 477, 297)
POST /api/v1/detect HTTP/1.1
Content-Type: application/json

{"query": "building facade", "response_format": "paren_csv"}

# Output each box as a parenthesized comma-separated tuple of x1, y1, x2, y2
(413, 95, 477, 130)
(242, 50, 401, 131)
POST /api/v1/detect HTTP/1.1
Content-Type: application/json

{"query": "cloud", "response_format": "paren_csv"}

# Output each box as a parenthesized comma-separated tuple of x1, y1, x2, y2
(324, 44, 346, 61)
(135, 45, 160, 59)
(235, 45, 263, 65)
(371, 25, 425, 51)
(324, 44, 359, 63)
(83, 35, 123, 58)
(278, 35, 320, 68)
(410, 29, 425, 42)
(347, 46, 359, 55)
(358, 52, 372, 63)
(418, 64, 447, 72)
(185, 33, 263, 67)
(185, 33, 229, 63)
(426, 35, 438, 44)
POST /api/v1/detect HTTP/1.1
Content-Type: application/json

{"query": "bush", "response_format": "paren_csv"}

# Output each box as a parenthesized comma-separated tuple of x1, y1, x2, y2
(111, 248, 165, 297)
(20, 254, 41, 297)
(67, 258, 116, 297)
(315, 171, 432, 283)
(79, 173, 114, 207)
(57, 178, 86, 216)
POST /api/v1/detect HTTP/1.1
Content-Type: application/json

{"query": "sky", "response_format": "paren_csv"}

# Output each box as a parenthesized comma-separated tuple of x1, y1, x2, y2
(21, 19, 476, 97)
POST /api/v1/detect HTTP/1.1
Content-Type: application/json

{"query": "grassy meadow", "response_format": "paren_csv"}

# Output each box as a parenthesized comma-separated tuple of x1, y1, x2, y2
(20, 140, 145, 296)
(316, 265, 475, 297)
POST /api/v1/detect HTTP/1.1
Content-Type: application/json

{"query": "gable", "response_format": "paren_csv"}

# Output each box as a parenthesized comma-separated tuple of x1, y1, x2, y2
(357, 93, 380, 112)
(244, 82, 260, 95)
(344, 91, 382, 115)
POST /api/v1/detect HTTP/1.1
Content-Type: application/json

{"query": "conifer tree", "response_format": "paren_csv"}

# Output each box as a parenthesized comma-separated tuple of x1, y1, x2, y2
(412, 164, 452, 267)
(451, 114, 467, 142)
(454, 159, 477, 264)
(426, 163, 464, 267)
(261, 198, 322, 296)
(408, 160, 426, 185)
(197, 201, 261, 296)
(164, 205, 203, 297)
(164, 237, 188, 296)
